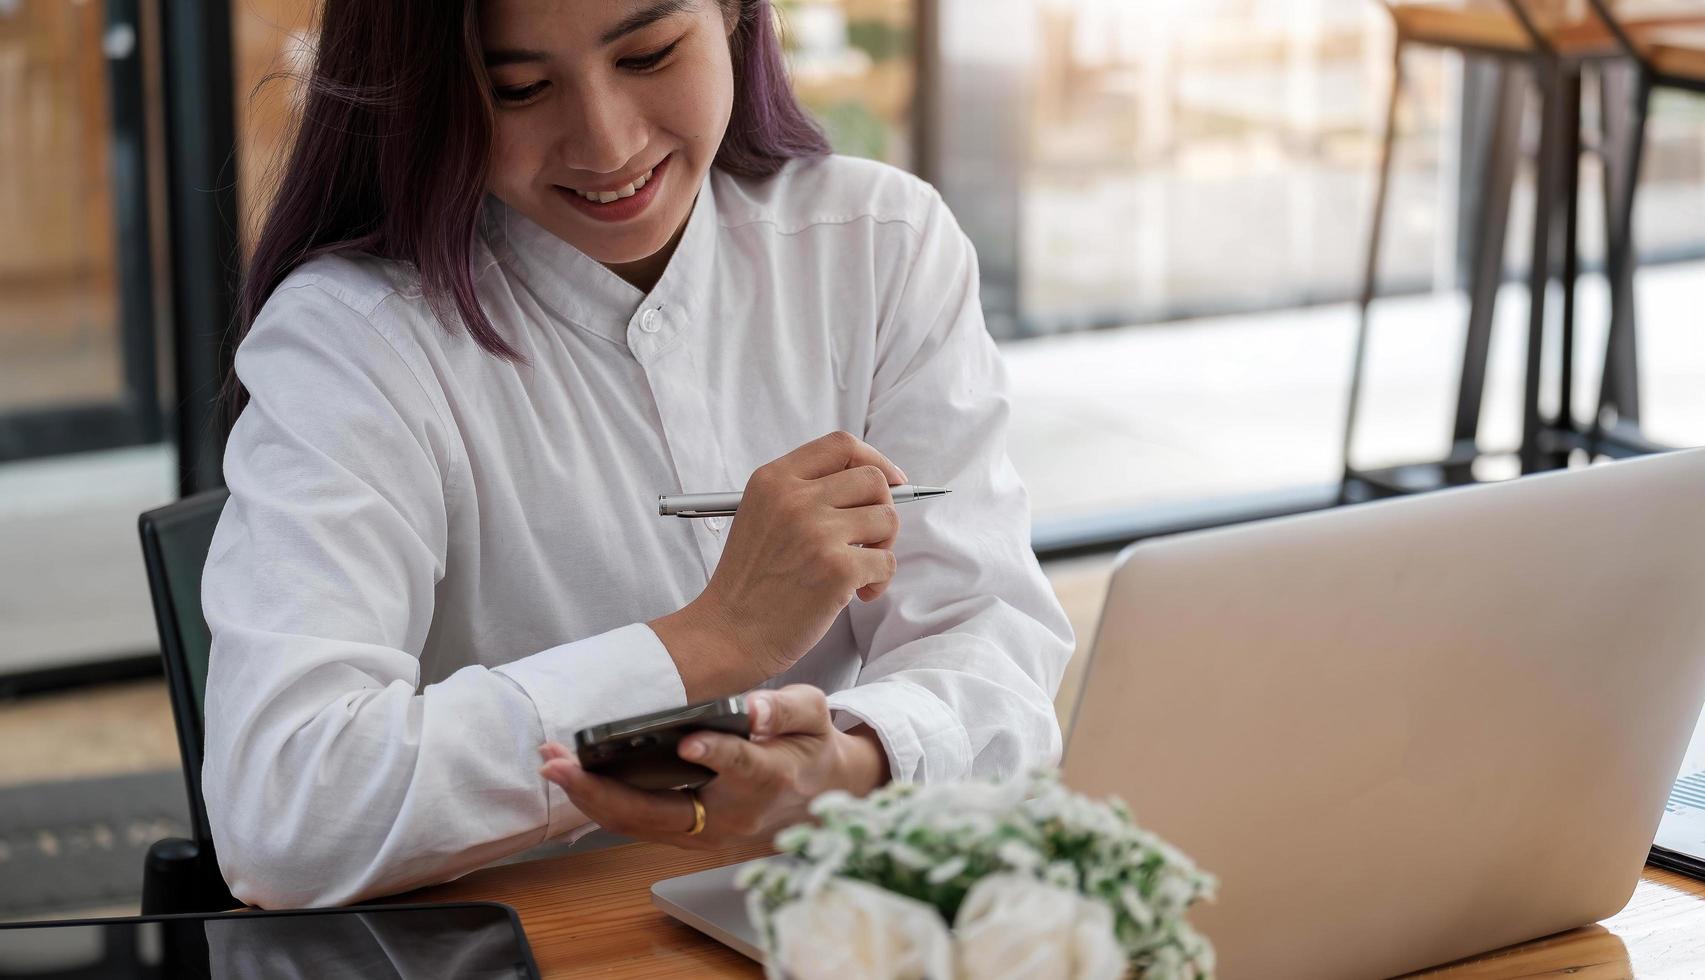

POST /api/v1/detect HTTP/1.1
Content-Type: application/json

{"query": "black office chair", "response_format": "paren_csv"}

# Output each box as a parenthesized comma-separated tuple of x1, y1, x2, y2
(137, 488, 239, 914)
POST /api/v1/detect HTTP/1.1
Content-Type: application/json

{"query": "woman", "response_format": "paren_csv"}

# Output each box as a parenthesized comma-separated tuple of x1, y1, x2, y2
(203, 0, 1073, 909)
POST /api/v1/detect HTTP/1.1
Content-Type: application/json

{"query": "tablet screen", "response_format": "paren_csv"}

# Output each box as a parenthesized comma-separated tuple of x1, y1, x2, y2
(0, 902, 538, 979)
(1652, 712, 1705, 878)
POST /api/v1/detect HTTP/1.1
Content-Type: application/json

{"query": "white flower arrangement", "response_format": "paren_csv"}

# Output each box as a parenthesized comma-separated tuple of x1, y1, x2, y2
(738, 769, 1216, 980)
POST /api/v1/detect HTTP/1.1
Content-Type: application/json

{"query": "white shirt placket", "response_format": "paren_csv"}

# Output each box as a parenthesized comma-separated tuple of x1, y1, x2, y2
(628, 302, 732, 576)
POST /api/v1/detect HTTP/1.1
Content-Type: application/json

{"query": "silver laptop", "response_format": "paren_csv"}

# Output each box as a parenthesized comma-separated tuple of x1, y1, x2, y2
(654, 448, 1705, 978)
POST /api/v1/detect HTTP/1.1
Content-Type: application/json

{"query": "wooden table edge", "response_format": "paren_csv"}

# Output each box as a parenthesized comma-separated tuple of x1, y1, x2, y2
(398, 844, 1705, 978)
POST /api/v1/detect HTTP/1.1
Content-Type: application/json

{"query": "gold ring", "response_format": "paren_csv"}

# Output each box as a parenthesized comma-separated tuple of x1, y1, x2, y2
(684, 788, 706, 836)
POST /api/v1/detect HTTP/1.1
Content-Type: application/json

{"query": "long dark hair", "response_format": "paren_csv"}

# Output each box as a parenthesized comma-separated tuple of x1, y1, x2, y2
(229, 0, 828, 418)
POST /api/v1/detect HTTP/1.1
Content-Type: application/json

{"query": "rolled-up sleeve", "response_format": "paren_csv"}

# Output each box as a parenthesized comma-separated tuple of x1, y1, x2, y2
(202, 283, 686, 909)
(828, 190, 1076, 784)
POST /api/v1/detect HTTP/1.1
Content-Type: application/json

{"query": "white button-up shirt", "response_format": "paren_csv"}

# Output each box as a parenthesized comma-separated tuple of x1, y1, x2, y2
(202, 155, 1075, 909)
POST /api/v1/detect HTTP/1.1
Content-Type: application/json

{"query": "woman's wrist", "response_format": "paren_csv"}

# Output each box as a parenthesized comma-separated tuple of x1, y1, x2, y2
(832, 724, 892, 797)
(648, 599, 750, 702)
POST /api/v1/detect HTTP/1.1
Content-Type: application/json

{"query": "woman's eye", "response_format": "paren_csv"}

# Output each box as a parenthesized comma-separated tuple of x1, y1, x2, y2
(494, 81, 548, 104)
(618, 39, 680, 73)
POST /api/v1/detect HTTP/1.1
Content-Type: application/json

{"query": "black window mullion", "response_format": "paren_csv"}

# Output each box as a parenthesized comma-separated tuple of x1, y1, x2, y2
(156, 0, 240, 496)
(107, 0, 164, 446)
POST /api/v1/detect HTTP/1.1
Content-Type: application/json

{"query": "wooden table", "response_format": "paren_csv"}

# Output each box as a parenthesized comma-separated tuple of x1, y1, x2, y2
(405, 842, 1705, 978)
(1387, 1, 1705, 55)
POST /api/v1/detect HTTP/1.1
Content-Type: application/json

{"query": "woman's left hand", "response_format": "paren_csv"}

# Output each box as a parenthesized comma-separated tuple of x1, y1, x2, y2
(538, 685, 890, 850)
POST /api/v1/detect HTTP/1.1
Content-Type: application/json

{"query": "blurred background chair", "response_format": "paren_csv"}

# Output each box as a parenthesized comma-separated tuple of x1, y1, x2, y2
(1344, 0, 1699, 498)
(1581, 0, 1705, 454)
(137, 489, 238, 914)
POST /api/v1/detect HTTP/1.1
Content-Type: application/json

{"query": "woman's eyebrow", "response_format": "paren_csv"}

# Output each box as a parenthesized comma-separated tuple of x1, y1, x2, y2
(485, 48, 549, 68)
(483, 0, 695, 66)
(598, 0, 695, 46)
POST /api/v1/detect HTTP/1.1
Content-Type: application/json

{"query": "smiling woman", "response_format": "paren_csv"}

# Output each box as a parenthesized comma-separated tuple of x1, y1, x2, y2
(232, 0, 827, 410)
(203, 0, 1073, 911)
(479, 0, 735, 287)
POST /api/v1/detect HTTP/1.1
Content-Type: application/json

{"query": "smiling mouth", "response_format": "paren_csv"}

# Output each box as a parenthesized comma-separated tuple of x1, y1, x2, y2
(561, 160, 661, 204)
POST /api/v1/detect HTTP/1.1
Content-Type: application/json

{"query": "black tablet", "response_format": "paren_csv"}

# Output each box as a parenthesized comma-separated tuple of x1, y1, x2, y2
(1650, 769, 1705, 883)
(0, 901, 539, 979)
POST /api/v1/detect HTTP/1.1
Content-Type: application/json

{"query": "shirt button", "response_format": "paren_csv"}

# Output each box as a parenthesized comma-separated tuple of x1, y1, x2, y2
(640, 308, 661, 333)
(707, 516, 727, 532)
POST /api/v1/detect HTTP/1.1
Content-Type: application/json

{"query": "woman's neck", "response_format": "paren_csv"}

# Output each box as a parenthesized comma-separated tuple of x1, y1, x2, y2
(601, 194, 695, 293)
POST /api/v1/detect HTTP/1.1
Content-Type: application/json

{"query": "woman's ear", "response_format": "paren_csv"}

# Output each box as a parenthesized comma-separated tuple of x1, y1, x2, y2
(723, 0, 741, 38)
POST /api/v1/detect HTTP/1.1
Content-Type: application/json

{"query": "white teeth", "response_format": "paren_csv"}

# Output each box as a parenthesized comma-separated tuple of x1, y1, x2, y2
(571, 166, 655, 204)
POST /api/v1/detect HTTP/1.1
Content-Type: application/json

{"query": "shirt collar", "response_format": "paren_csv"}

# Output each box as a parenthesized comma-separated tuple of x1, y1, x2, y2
(480, 173, 720, 346)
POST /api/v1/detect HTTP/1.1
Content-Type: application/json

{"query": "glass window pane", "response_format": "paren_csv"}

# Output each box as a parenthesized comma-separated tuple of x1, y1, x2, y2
(0, 0, 122, 413)
(234, 0, 317, 252)
(1024, 0, 1442, 328)
(784, 0, 917, 169)
(1000, 0, 1705, 523)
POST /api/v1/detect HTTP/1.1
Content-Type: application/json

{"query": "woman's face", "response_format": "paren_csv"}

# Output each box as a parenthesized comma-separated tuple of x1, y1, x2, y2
(480, 0, 735, 281)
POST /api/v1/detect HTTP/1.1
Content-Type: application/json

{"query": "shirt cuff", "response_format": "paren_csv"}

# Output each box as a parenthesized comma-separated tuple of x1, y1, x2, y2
(826, 682, 972, 784)
(494, 622, 688, 836)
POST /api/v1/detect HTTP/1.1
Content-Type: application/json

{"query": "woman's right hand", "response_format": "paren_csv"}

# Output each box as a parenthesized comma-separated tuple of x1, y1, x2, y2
(649, 431, 908, 700)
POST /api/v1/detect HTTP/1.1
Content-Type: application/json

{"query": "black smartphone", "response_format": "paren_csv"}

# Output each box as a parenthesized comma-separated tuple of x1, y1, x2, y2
(573, 696, 749, 790)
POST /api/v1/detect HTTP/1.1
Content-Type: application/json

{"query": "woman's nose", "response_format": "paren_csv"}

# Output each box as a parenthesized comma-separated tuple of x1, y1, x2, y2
(558, 84, 647, 177)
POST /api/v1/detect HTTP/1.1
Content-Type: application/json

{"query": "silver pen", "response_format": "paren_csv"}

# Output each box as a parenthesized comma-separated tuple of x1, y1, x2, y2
(659, 484, 951, 518)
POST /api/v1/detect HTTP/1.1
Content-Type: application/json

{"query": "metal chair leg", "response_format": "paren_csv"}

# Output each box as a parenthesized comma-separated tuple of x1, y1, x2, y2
(1453, 62, 1523, 475)
(1341, 41, 1405, 501)
(1519, 60, 1563, 475)
(1593, 66, 1650, 450)
(1555, 67, 1583, 443)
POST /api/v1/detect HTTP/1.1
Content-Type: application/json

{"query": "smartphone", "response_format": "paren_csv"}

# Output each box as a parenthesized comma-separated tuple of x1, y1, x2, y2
(573, 696, 749, 790)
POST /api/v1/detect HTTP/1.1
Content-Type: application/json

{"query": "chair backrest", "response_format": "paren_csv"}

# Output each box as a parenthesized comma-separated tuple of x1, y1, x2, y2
(138, 488, 230, 845)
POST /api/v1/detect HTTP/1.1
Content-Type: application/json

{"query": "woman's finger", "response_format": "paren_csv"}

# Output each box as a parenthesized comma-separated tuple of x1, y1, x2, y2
(857, 537, 900, 603)
(777, 431, 907, 484)
(748, 685, 832, 739)
(837, 501, 901, 547)
(817, 465, 899, 510)
(848, 542, 898, 596)
(680, 730, 777, 785)
(540, 757, 699, 836)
